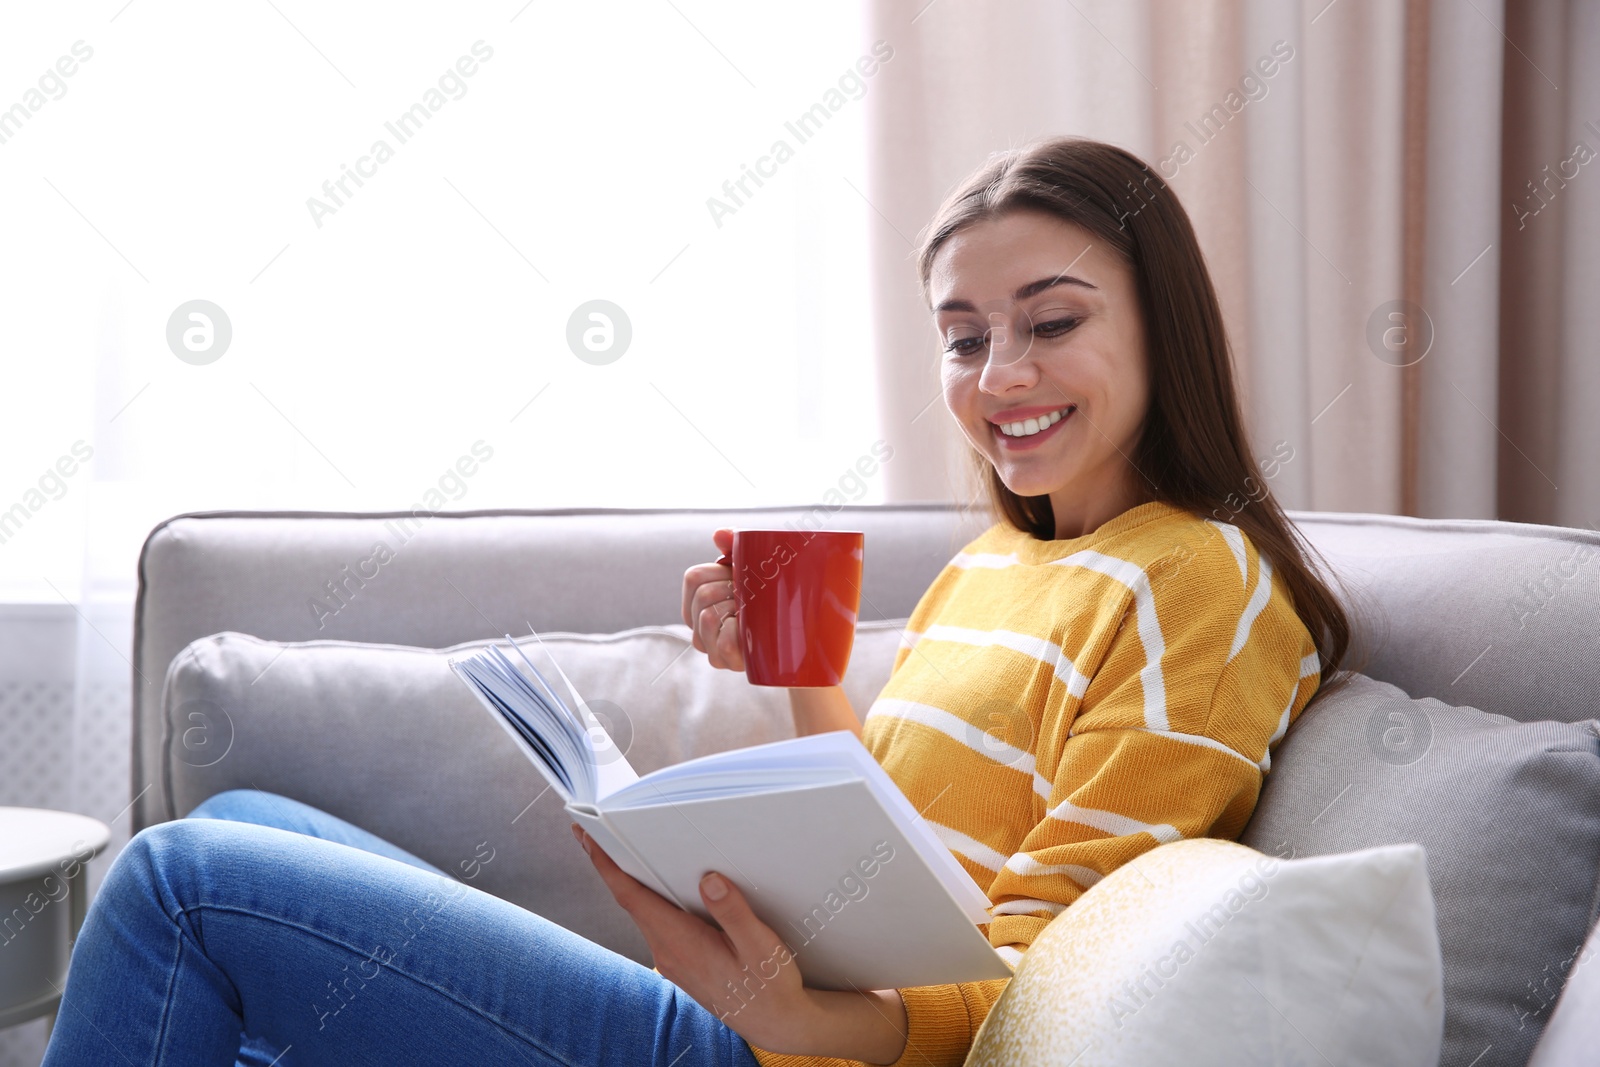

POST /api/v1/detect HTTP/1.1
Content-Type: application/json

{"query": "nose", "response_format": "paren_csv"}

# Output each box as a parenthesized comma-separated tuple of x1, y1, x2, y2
(978, 310, 1038, 394)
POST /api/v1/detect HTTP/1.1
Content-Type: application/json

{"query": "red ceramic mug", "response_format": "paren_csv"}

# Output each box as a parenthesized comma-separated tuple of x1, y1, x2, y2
(717, 530, 864, 687)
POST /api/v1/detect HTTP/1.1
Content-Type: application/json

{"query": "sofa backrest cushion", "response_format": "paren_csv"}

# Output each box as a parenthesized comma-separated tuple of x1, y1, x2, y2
(1240, 672, 1600, 1066)
(1283, 512, 1600, 725)
(133, 507, 1600, 830)
(133, 505, 991, 828)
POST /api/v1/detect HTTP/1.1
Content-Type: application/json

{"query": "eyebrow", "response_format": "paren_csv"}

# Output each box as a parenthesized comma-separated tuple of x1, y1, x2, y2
(933, 273, 1098, 314)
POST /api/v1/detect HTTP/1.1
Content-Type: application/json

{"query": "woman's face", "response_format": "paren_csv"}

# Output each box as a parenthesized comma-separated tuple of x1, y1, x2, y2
(929, 209, 1152, 539)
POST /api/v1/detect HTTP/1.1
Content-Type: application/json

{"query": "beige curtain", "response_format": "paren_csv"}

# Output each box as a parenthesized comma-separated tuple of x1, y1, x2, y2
(863, 0, 1598, 527)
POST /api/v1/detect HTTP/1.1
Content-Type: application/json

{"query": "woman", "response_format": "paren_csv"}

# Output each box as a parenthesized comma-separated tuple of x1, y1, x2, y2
(43, 138, 1348, 1067)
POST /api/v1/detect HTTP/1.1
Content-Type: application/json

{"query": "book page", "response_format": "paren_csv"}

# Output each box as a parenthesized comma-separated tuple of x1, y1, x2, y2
(519, 635, 640, 799)
(505, 633, 643, 799)
(610, 731, 992, 923)
(601, 780, 1013, 990)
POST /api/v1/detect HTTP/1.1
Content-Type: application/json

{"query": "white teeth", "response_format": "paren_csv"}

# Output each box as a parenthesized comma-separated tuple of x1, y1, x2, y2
(998, 406, 1072, 437)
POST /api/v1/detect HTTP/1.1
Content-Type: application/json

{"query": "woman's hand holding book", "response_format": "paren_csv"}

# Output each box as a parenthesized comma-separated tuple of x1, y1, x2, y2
(575, 822, 909, 1063)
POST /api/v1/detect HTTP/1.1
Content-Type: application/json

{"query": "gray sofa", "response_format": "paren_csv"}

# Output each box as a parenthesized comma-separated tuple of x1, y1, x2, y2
(131, 505, 1600, 1065)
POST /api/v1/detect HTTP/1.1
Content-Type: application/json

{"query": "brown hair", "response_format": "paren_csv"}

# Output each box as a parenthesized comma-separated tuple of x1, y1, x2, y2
(915, 137, 1353, 692)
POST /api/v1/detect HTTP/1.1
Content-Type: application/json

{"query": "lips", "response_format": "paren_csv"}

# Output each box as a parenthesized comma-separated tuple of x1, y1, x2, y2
(993, 406, 1071, 438)
(989, 404, 1074, 425)
(992, 405, 1074, 450)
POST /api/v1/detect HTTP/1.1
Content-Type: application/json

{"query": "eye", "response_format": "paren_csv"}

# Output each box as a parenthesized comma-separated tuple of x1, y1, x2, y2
(942, 332, 986, 357)
(1032, 316, 1081, 338)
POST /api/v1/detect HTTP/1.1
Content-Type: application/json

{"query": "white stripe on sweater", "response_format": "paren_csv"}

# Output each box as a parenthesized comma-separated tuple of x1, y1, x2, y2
(867, 698, 1052, 800)
(951, 551, 1023, 570)
(1046, 798, 1183, 844)
(990, 898, 1069, 917)
(1004, 852, 1103, 889)
(1052, 550, 1169, 731)
(928, 820, 1009, 872)
(918, 624, 1091, 699)
(1142, 728, 1264, 772)
(1064, 721, 1266, 773)
(1259, 651, 1321, 772)
(1227, 554, 1274, 663)
(1260, 682, 1299, 773)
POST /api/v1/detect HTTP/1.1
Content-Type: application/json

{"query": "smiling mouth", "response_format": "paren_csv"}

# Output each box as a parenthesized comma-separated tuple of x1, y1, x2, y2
(995, 405, 1075, 438)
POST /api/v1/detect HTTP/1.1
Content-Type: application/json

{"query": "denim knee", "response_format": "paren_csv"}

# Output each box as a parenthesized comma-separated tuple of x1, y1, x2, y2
(98, 820, 224, 924)
(186, 787, 281, 822)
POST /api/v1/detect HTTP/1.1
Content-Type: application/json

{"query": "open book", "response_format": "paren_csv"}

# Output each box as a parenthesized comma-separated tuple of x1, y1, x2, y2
(448, 636, 1014, 992)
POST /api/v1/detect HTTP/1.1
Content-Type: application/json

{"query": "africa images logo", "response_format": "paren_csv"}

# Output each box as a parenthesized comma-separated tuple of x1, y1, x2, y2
(1365, 698, 1432, 767)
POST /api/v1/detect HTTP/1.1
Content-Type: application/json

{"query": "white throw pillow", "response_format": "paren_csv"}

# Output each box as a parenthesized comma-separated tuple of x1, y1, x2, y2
(967, 838, 1443, 1066)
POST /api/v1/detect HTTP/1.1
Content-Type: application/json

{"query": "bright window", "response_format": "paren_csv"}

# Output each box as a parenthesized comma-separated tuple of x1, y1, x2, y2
(0, 1, 881, 602)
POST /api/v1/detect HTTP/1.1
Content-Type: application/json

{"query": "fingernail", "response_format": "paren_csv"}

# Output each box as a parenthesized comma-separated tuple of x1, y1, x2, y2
(702, 872, 727, 901)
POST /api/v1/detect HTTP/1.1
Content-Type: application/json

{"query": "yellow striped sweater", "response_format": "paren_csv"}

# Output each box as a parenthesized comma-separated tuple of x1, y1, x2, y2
(751, 500, 1321, 1067)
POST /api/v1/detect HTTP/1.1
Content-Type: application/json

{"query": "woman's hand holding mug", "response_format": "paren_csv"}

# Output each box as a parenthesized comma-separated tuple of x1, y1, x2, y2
(682, 527, 745, 672)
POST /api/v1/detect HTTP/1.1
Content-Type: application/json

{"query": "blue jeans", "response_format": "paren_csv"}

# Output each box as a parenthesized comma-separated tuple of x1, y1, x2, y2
(42, 790, 762, 1067)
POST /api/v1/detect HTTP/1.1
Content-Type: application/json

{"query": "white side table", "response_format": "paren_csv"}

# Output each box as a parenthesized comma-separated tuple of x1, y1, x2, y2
(0, 808, 111, 1030)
